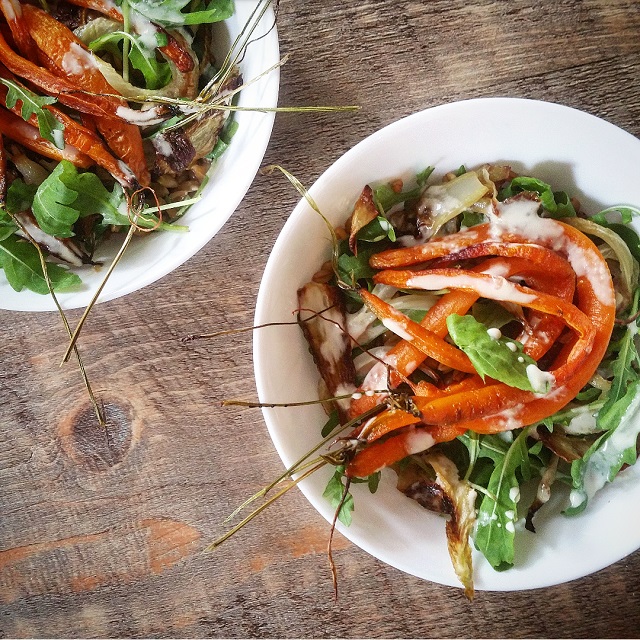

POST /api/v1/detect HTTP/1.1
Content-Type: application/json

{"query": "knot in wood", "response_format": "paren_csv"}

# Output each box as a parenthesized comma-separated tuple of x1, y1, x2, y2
(59, 400, 135, 471)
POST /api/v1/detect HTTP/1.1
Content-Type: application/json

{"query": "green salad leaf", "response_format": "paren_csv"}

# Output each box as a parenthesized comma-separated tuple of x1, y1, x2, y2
(0, 235, 81, 294)
(460, 430, 534, 570)
(499, 176, 576, 218)
(372, 166, 434, 214)
(323, 466, 355, 526)
(446, 314, 552, 393)
(567, 290, 640, 514)
(89, 31, 171, 90)
(126, 0, 234, 27)
(1, 79, 64, 149)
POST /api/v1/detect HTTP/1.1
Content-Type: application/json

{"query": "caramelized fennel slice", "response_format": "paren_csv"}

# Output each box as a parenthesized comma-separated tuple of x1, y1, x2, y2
(297, 281, 357, 420)
(395, 452, 476, 598)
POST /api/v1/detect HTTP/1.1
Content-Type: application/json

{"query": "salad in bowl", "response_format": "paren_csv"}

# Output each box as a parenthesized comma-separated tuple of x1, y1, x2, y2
(0, 0, 279, 310)
(250, 99, 640, 594)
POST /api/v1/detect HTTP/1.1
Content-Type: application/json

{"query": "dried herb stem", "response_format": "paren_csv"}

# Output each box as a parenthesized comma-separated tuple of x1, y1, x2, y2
(206, 460, 327, 551)
(9, 213, 106, 425)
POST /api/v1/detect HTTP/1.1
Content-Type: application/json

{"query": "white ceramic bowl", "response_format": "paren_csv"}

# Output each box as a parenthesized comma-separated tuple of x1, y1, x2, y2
(1, 0, 280, 312)
(254, 97, 640, 591)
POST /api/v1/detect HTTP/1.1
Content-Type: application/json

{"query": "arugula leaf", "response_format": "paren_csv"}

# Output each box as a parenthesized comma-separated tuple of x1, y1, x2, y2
(32, 162, 81, 237)
(320, 410, 340, 438)
(356, 216, 396, 243)
(0, 235, 81, 294)
(336, 243, 377, 286)
(461, 210, 485, 228)
(1, 79, 64, 149)
(567, 291, 640, 514)
(446, 314, 552, 393)
(598, 289, 640, 431)
(323, 466, 355, 526)
(127, 0, 234, 27)
(567, 379, 640, 515)
(89, 31, 171, 90)
(6, 180, 38, 215)
(0, 208, 17, 241)
(461, 430, 532, 570)
(499, 176, 576, 218)
(372, 167, 434, 214)
(27, 160, 174, 236)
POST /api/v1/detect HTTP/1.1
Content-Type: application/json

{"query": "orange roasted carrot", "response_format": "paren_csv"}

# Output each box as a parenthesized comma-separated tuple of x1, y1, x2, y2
(0, 27, 128, 120)
(359, 408, 422, 442)
(358, 289, 476, 374)
(347, 225, 615, 477)
(347, 427, 436, 478)
(0, 107, 93, 168)
(21, 5, 150, 185)
(0, 0, 37, 62)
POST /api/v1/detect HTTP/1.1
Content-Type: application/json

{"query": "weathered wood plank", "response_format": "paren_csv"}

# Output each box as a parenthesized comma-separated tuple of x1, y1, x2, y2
(1, 0, 640, 637)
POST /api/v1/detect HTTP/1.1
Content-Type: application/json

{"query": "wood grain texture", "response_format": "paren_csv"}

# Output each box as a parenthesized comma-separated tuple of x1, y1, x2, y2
(1, 0, 640, 637)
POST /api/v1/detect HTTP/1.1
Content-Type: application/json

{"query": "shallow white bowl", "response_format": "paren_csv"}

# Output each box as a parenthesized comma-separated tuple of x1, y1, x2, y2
(254, 97, 640, 591)
(1, 0, 280, 312)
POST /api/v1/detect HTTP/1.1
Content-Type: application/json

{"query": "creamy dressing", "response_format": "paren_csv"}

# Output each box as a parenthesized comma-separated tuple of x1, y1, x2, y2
(116, 105, 167, 126)
(51, 128, 65, 150)
(61, 43, 98, 76)
(129, 7, 161, 51)
(525, 364, 555, 394)
(495, 406, 525, 431)
(406, 273, 536, 304)
(564, 407, 598, 435)
(381, 317, 415, 343)
(570, 390, 640, 507)
(318, 311, 348, 364)
(153, 134, 174, 157)
(404, 430, 436, 455)
(487, 327, 502, 340)
(490, 199, 564, 244)
(490, 198, 615, 306)
(0, 0, 17, 22)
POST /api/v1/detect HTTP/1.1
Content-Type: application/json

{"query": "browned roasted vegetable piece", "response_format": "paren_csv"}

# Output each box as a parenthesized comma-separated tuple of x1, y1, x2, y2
(395, 452, 476, 599)
(297, 281, 357, 422)
(348, 185, 378, 255)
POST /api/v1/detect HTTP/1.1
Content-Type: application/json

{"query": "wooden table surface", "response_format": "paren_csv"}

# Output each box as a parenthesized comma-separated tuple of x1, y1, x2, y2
(2, 1, 640, 637)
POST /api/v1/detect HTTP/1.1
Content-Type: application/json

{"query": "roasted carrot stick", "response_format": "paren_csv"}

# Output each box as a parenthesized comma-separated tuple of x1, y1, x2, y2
(0, 107, 93, 168)
(0, 27, 127, 120)
(346, 220, 615, 478)
(21, 4, 150, 185)
(0, 0, 37, 62)
(358, 289, 476, 374)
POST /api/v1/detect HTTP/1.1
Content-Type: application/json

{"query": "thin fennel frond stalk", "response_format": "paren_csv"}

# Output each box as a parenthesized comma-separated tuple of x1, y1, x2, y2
(221, 402, 387, 521)
(200, 0, 273, 101)
(8, 212, 105, 426)
(206, 460, 327, 551)
(121, 0, 131, 83)
(60, 223, 136, 365)
(61, 189, 161, 365)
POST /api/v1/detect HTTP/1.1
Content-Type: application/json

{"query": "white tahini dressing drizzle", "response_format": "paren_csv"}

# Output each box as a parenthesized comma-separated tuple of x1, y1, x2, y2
(569, 390, 640, 508)
(525, 364, 555, 394)
(490, 199, 615, 306)
(61, 43, 98, 76)
(405, 430, 436, 456)
(381, 317, 415, 343)
(406, 273, 536, 304)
